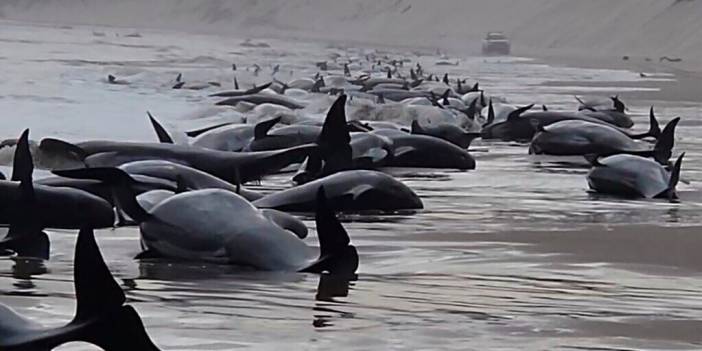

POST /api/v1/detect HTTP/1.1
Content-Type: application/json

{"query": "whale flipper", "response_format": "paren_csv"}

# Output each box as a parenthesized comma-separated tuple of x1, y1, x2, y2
(301, 187, 358, 276)
(147, 112, 174, 144)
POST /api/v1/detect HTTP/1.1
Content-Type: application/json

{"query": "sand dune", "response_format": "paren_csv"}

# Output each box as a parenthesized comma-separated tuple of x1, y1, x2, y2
(2, 0, 702, 59)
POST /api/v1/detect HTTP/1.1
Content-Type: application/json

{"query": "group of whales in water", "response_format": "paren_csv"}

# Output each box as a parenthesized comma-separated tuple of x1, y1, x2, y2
(0, 50, 688, 349)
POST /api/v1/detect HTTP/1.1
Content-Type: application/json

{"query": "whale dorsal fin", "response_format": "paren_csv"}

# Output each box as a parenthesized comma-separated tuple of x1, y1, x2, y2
(185, 122, 234, 137)
(611, 95, 626, 113)
(2, 129, 48, 259)
(410, 120, 425, 135)
(147, 112, 174, 144)
(648, 106, 662, 138)
(234, 76, 239, 90)
(653, 117, 680, 165)
(300, 187, 358, 276)
(664, 153, 685, 200)
(318, 95, 352, 175)
(442, 90, 451, 106)
(254, 116, 282, 140)
(507, 104, 534, 122)
(485, 98, 495, 126)
(12, 129, 33, 183)
(73, 227, 126, 322)
(70, 228, 161, 350)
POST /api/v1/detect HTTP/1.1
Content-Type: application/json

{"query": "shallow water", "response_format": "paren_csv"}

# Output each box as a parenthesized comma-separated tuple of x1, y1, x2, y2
(1, 21, 702, 350)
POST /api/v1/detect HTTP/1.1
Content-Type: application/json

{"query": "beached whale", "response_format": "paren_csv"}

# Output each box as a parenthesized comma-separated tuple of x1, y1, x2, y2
(587, 153, 685, 199)
(54, 167, 359, 274)
(253, 170, 423, 212)
(529, 117, 679, 163)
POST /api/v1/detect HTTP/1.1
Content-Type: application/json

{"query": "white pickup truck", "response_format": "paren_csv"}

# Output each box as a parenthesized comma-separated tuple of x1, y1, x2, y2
(482, 32, 511, 56)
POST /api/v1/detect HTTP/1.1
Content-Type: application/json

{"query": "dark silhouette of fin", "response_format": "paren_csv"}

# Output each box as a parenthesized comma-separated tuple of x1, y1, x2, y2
(484, 98, 495, 126)
(147, 112, 174, 144)
(657, 153, 685, 200)
(253, 116, 282, 140)
(73, 227, 125, 322)
(300, 187, 358, 276)
(69, 227, 161, 350)
(542, 105, 548, 111)
(611, 95, 626, 113)
(12, 129, 33, 183)
(471, 82, 480, 92)
(185, 122, 234, 137)
(52, 168, 151, 223)
(506, 104, 534, 121)
(652, 117, 680, 165)
(441, 89, 451, 106)
(135, 249, 164, 260)
(245, 82, 272, 94)
(172, 81, 185, 89)
(2, 129, 48, 260)
(630, 106, 661, 140)
(442, 73, 449, 85)
(317, 95, 352, 175)
(410, 120, 424, 135)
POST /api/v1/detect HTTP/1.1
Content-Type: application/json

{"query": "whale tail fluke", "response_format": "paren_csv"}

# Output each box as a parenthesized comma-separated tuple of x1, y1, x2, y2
(52, 168, 151, 223)
(68, 227, 160, 350)
(147, 112, 174, 144)
(301, 187, 359, 276)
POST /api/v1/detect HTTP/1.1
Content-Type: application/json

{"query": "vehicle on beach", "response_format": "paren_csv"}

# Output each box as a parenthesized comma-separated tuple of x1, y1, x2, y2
(482, 31, 511, 55)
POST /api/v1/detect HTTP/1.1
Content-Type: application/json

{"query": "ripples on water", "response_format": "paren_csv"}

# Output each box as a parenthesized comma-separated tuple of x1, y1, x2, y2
(1, 21, 702, 350)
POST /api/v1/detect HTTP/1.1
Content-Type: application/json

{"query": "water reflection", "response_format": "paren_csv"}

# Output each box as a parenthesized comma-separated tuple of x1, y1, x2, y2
(313, 273, 356, 329)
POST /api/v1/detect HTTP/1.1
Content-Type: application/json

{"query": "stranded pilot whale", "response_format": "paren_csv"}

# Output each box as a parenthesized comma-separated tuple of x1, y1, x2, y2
(0, 228, 160, 351)
(254, 170, 423, 212)
(530, 117, 679, 164)
(0, 130, 114, 230)
(587, 153, 685, 200)
(53, 168, 359, 274)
